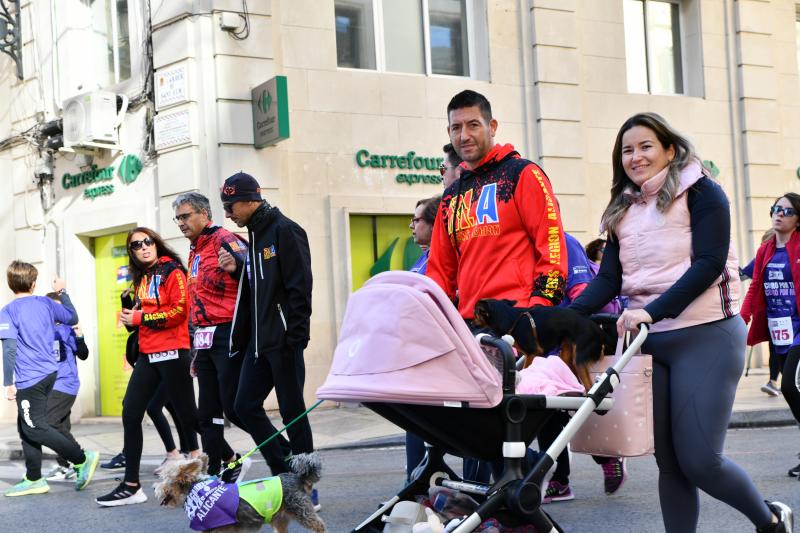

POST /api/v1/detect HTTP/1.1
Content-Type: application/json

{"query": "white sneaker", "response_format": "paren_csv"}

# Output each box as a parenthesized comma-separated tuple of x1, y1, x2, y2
(96, 482, 148, 507)
(45, 465, 76, 481)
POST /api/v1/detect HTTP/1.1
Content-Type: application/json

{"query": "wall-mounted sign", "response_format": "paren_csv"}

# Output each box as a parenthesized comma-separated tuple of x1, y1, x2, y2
(252, 75, 290, 148)
(154, 109, 192, 151)
(155, 64, 188, 110)
(355, 149, 444, 186)
(60, 154, 143, 200)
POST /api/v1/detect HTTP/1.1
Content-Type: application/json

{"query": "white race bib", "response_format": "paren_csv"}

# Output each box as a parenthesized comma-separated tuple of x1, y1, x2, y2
(193, 326, 217, 350)
(53, 340, 61, 362)
(768, 316, 794, 346)
(148, 350, 180, 363)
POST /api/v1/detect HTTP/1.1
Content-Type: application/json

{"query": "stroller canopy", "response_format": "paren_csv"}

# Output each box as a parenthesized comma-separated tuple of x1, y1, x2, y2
(317, 271, 503, 408)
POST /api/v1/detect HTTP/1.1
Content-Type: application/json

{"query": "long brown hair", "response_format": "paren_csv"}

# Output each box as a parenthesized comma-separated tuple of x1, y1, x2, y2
(602, 112, 701, 236)
(126, 227, 185, 289)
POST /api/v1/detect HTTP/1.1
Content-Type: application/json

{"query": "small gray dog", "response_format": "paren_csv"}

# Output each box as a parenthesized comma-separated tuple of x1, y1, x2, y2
(154, 453, 326, 533)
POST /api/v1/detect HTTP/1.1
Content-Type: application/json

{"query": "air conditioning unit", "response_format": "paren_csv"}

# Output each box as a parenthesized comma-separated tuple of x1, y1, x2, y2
(62, 91, 126, 150)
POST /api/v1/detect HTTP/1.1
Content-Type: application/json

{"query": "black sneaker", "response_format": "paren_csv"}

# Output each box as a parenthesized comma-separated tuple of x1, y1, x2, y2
(220, 455, 252, 484)
(95, 481, 147, 507)
(757, 501, 793, 533)
(788, 454, 800, 477)
(100, 452, 126, 470)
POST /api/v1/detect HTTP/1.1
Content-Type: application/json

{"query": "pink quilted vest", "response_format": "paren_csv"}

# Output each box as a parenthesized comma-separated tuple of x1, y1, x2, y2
(616, 162, 741, 333)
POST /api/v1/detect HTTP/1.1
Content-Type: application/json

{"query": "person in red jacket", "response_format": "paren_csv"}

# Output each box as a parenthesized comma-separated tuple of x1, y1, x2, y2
(741, 192, 800, 477)
(96, 227, 200, 507)
(173, 192, 251, 483)
(427, 89, 567, 320)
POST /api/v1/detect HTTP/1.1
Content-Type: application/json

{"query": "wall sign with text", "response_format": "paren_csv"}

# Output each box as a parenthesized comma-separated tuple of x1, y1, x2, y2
(355, 149, 444, 186)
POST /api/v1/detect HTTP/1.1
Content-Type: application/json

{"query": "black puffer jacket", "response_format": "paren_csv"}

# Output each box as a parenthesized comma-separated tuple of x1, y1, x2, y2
(230, 202, 313, 360)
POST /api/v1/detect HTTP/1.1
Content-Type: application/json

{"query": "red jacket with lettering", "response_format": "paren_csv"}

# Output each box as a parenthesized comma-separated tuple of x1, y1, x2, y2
(188, 225, 248, 326)
(741, 231, 800, 346)
(131, 256, 190, 353)
(427, 143, 567, 319)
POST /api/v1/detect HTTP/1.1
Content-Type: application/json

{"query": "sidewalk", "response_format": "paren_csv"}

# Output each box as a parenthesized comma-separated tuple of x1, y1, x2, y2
(0, 368, 794, 461)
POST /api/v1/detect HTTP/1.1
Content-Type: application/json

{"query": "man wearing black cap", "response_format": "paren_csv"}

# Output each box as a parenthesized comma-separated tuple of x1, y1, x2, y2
(218, 172, 315, 488)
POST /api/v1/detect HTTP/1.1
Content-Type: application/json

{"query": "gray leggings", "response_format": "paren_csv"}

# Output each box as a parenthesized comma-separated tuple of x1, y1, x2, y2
(646, 316, 772, 532)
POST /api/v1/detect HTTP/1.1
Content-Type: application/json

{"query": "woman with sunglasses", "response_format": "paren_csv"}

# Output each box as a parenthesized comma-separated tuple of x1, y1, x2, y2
(96, 228, 201, 507)
(742, 193, 800, 477)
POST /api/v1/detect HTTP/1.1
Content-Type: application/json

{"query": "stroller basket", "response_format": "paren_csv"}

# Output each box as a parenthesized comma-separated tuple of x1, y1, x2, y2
(317, 272, 647, 532)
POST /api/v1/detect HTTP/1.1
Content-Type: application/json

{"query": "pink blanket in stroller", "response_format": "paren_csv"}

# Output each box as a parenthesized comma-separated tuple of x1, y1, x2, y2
(516, 356, 585, 396)
(317, 271, 503, 408)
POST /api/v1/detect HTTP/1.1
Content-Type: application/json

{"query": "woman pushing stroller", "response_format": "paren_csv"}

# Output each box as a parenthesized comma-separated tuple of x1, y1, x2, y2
(570, 112, 791, 532)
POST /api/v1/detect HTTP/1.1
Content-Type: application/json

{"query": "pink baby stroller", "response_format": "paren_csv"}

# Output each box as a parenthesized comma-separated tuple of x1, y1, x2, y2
(317, 271, 647, 533)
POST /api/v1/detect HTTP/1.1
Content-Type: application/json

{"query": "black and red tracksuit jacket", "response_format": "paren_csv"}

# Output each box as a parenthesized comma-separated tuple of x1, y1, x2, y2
(131, 256, 190, 353)
(427, 143, 568, 319)
(187, 225, 248, 327)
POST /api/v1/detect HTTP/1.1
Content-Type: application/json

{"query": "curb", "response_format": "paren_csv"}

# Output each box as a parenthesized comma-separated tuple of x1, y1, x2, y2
(1, 410, 795, 460)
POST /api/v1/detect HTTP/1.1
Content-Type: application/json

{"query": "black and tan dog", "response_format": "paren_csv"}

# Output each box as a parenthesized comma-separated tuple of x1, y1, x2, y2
(473, 299, 606, 389)
(154, 453, 325, 533)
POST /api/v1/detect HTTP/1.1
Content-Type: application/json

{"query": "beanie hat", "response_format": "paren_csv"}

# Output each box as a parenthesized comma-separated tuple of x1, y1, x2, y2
(220, 172, 262, 203)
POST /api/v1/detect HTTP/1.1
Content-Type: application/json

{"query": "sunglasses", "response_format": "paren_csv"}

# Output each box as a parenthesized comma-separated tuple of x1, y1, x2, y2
(129, 237, 155, 251)
(223, 202, 234, 214)
(770, 205, 797, 217)
(411, 216, 425, 225)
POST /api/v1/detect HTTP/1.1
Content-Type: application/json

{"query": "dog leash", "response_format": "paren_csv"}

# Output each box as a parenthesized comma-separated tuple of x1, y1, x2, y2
(219, 399, 325, 475)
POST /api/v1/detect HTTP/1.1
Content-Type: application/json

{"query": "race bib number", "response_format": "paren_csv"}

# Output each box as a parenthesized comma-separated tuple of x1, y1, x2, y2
(148, 350, 180, 363)
(53, 340, 61, 362)
(768, 316, 794, 346)
(193, 326, 217, 350)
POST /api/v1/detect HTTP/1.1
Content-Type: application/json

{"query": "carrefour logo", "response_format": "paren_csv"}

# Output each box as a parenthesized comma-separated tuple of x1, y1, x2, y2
(258, 90, 272, 113)
(118, 154, 143, 184)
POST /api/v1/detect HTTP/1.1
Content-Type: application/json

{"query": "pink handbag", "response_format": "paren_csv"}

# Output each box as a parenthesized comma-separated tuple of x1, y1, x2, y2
(570, 337, 654, 457)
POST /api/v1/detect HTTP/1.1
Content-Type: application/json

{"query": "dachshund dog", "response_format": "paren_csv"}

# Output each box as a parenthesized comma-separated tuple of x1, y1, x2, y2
(154, 453, 326, 533)
(473, 299, 606, 389)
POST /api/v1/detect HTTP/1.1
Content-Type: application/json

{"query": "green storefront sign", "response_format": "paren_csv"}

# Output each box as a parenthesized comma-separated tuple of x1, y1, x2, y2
(61, 154, 143, 199)
(355, 149, 444, 186)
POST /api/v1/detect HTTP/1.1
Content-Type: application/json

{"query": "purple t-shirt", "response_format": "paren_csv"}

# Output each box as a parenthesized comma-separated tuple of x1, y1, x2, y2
(561, 234, 596, 306)
(185, 478, 240, 531)
(54, 323, 80, 396)
(763, 247, 800, 354)
(0, 296, 75, 389)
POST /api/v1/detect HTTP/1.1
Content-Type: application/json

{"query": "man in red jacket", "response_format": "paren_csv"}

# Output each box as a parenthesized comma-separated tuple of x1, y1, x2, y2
(427, 90, 568, 321)
(173, 192, 251, 483)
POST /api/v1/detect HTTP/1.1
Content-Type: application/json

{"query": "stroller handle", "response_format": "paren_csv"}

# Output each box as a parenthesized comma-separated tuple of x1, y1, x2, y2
(478, 335, 517, 393)
(589, 312, 620, 326)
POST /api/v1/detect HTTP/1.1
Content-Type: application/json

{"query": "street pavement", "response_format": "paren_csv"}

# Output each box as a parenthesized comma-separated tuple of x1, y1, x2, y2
(0, 367, 796, 531)
(0, 426, 798, 532)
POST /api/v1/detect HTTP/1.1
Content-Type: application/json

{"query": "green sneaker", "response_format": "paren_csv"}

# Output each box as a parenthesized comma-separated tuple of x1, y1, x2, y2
(74, 450, 100, 491)
(5, 477, 50, 497)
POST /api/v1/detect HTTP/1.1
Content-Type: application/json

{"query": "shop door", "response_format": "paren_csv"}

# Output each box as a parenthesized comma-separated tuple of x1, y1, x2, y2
(95, 232, 133, 415)
(349, 214, 422, 291)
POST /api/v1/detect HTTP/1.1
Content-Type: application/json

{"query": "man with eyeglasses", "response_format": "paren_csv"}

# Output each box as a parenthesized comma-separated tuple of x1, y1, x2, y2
(408, 196, 441, 275)
(172, 192, 251, 484)
(440, 143, 463, 189)
(217, 172, 317, 507)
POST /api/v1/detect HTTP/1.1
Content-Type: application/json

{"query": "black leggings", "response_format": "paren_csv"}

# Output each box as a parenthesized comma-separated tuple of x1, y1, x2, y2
(147, 383, 194, 453)
(650, 317, 772, 532)
(780, 345, 800, 423)
(196, 323, 247, 476)
(768, 343, 788, 382)
(17, 373, 85, 480)
(122, 350, 199, 483)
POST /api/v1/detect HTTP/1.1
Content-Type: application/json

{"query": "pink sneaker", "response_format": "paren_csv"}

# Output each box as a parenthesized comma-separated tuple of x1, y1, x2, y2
(601, 457, 627, 495)
(542, 480, 574, 503)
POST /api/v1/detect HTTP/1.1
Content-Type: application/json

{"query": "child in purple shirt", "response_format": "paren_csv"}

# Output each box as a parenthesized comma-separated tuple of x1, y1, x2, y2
(0, 261, 99, 496)
(43, 291, 89, 481)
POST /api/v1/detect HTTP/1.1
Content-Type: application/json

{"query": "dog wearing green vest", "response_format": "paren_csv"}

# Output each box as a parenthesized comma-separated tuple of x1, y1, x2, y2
(154, 453, 326, 532)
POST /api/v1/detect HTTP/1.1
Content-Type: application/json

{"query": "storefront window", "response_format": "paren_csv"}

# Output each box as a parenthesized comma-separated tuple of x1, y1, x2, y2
(334, 0, 487, 79)
(623, 0, 684, 95)
(349, 215, 422, 291)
